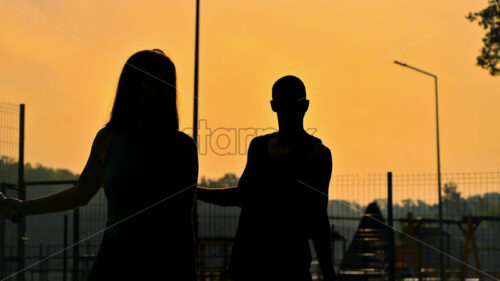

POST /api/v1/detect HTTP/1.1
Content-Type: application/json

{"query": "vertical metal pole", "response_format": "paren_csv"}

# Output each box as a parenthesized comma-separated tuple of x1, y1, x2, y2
(330, 223, 336, 272)
(63, 215, 68, 281)
(193, 0, 200, 240)
(72, 209, 80, 281)
(435, 77, 445, 281)
(17, 104, 25, 281)
(0, 184, 5, 279)
(193, 2, 200, 141)
(394, 62, 445, 280)
(37, 244, 42, 277)
(387, 172, 395, 281)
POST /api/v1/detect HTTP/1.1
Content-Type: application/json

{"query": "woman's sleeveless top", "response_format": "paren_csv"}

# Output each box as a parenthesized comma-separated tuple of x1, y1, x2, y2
(101, 130, 197, 280)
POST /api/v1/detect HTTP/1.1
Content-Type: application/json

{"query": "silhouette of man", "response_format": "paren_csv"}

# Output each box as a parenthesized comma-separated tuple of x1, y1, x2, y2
(198, 75, 335, 281)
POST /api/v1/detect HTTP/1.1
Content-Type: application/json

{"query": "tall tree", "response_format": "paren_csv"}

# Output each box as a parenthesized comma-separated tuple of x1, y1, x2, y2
(467, 0, 500, 76)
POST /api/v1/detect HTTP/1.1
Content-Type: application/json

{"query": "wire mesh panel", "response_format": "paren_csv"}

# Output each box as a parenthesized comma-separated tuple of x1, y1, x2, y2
(197, 175, 240, 281)
(393, 172, 500, 280)
(392, 173, 443, 280)
(0, 170, 496, 281)
(328, 174, 389, 280)
(0, 102, 19, 185)
(197, 174, 392, 281)
(0, 102, 20, 279)
(3, 182, 106, 281)
(77, 190, 107, 281)
(23, 184, 73, 281)
(440, 172, 500, 280)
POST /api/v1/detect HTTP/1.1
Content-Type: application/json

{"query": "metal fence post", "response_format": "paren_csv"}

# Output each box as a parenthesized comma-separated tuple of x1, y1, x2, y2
(63, 214, 68, 281)
(0, 184, 5, 279)
(387, 171, 395, 281)
(72, 209, 80, 281)
(17, 104, 25, 281)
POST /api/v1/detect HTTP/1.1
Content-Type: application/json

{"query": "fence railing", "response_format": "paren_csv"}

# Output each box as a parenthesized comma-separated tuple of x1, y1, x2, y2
(1, 171, 500, 281)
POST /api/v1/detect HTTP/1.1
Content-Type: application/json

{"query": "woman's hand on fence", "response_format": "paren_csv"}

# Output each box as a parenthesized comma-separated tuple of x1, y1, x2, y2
(0, 196, 23, 221)
(0, 192, 10, 218)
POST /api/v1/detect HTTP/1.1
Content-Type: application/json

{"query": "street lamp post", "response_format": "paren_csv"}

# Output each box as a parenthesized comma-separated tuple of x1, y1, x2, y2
(193, 0, 200, 239)
(394, 60, 445, 281)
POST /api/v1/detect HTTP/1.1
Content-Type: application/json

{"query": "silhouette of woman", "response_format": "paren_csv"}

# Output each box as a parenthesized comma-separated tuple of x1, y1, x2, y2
(0, 49, 198, 281)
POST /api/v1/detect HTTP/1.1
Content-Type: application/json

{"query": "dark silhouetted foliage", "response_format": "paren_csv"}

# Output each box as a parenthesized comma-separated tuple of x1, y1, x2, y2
(467, 0, 500, 76)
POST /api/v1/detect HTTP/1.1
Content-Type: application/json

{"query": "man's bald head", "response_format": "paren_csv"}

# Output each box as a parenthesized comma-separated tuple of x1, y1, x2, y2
(270, 75, 309, 122)
(272, 75, 306, 103)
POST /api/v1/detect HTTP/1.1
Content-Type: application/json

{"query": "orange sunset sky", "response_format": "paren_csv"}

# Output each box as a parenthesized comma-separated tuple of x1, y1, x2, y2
(1, 0, 499, 183)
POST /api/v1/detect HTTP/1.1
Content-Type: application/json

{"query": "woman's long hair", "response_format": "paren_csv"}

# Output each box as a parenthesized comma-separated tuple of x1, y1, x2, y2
(106, 49, 179, 133)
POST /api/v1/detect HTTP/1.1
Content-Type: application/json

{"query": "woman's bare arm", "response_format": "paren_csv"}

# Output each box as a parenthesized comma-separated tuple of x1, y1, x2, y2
(196, 137, 259, 207)
(2, 128, 112, 216)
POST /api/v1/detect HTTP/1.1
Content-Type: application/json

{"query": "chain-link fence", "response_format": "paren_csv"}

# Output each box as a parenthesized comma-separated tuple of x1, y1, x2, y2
(0, 102, 21, 279)
(391, 172, 500, 280)
(0, 102, 19, 184)
(1, 172, 499, 281)
(195, 172, 500, 281)
(327, 172, 500, 280)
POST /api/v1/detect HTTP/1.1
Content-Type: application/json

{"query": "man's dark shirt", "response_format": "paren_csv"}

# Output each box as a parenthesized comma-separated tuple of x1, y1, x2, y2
(228, 132, 328, 281)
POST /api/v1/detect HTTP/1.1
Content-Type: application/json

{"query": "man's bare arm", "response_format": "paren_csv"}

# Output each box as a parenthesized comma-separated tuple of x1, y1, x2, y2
(307, 145, 336, 280)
